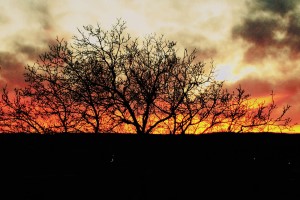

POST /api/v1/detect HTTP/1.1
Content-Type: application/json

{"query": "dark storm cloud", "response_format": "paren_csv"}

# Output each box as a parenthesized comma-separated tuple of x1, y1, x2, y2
(232, 16, 280, 46)
(286, 13, 300, 55)
(233, 0, 300, 62)
(251, 0, 298, 16)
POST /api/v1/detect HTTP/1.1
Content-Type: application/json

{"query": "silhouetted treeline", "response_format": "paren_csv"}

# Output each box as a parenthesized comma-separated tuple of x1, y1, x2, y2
(0, 19, 292, 134)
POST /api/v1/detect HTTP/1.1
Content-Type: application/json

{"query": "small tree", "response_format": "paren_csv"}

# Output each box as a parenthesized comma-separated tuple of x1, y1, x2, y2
(1, 87, 46, 133)
(21, 41, 84, 134)
(200, 86, 292, 133)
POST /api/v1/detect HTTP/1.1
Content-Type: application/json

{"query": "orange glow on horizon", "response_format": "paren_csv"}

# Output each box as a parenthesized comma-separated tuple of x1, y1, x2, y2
(0, 90, 294, 134)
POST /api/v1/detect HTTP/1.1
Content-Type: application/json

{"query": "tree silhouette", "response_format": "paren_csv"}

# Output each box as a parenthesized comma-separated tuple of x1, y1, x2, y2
(21, 41, 83, 134)
(0, 19, 293, 134)
(1, 87, 46, 133)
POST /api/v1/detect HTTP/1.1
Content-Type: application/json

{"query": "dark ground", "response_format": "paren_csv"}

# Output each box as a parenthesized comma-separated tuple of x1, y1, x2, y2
(0, 133, 300, 199)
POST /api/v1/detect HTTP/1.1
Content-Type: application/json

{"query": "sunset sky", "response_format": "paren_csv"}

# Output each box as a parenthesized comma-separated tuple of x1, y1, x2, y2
(0, 0, 300, 132)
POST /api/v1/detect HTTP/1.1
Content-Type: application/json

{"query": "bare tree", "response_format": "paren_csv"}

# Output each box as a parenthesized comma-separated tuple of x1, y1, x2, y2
(0, 40, 84, 134)
(0, 19, 293, 134)
(71, 20, 222, 134)
(0, 87, 46, 133)
(200, 86, 292, 133)
(61, 47, 114, 134)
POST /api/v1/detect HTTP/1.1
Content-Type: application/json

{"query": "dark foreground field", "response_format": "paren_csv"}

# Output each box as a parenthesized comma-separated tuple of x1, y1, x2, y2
(0, 133, 300, 199)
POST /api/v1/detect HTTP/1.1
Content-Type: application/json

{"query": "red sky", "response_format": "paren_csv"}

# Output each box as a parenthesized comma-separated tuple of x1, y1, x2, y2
(1, 0, 300, 132)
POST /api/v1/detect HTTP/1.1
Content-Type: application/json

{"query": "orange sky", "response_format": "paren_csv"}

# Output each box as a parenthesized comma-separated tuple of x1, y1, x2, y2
(0, 0, 300, 132)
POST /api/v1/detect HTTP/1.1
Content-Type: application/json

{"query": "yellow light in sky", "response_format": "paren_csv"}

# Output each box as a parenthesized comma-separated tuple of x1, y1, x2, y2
(290, 125, 300, 134)
(216, 64, 255, 82)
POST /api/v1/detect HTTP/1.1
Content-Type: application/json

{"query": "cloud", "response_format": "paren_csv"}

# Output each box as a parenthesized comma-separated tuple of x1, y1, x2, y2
(233, 16, 281, 46)
(0, 0, 62, 89)
(250, 0, 298, 16)
(0, 52, 25, 88)
(232, 0, 300, 62)
(285, 13, 300, 56)
(14, 0, 54, 31)
(0, 13, 9, 25)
